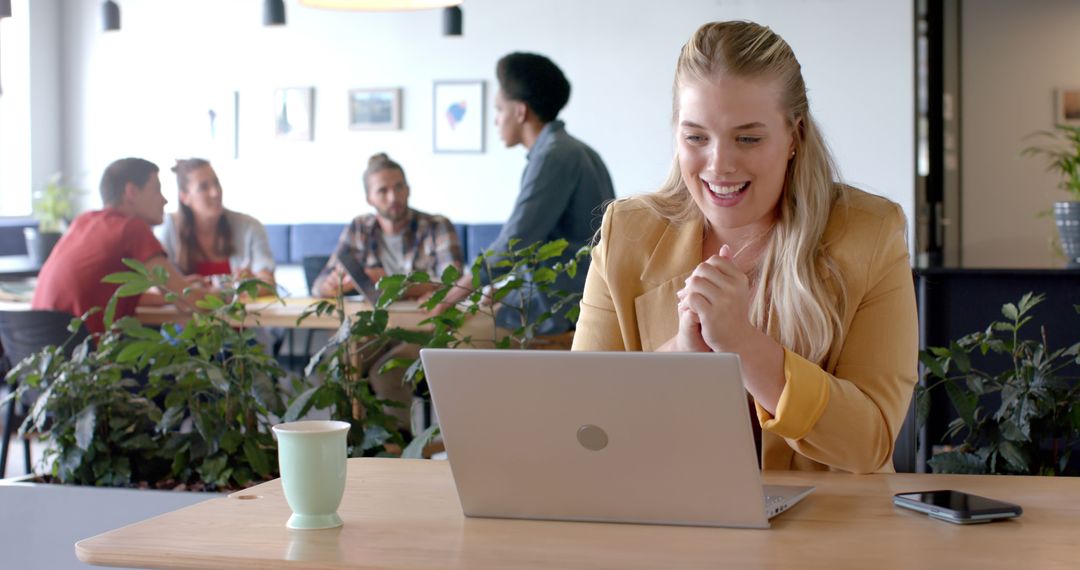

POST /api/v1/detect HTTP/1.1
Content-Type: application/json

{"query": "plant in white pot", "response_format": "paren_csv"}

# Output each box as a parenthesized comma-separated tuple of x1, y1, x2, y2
(1021, 125, 1080, 267)
(24, 173, 82, 265)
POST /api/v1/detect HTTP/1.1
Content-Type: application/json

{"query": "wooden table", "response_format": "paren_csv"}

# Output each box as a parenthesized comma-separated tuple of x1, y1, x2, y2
(75, 458, 1080, 569)
(135, 297, 428, 330)
(0, 295, 428, 331)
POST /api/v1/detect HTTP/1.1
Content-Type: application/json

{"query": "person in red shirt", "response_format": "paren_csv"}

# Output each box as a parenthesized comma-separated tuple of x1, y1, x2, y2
(32, 157, 205, 334)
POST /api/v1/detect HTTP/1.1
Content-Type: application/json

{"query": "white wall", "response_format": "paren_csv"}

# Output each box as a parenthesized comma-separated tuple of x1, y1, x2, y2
(55, 0, 913, 234)
(962, 0, 1080, 268)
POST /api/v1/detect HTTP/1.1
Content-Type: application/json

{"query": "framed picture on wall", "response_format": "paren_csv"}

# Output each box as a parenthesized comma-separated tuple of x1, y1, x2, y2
(206, 91, 239, 159)
(274, 87, 315, 141)
(433, 80, 485, 153)
(349, 88, 402, 130)
(1057, 87, 1080, 126)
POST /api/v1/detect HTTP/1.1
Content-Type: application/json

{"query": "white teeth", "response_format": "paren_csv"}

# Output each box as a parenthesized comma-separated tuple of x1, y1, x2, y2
(706, 181, 748, 195)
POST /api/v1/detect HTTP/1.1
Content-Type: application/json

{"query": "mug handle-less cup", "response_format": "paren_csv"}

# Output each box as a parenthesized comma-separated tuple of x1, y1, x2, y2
(272, 420, 351, 530)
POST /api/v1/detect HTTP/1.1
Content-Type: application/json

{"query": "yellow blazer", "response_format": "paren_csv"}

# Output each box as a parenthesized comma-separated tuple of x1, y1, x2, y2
(571, 186, 918, 473)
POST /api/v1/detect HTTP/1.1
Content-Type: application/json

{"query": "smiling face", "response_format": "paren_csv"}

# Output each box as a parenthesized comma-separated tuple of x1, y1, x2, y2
(677, 74, 796, 238)
(179, 165, 225, 220)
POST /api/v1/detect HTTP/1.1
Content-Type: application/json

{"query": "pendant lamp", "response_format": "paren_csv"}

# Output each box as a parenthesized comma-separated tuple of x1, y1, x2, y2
(0, 0, 9, 97)
(298, 0, 461, 12)
(264, 0, 286, 25)
(103, 1, 120, 32)
(442, 6, 461, 36)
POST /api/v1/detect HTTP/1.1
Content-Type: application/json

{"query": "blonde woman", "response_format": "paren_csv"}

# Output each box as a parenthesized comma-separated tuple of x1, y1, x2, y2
(571, 21, 918, 474)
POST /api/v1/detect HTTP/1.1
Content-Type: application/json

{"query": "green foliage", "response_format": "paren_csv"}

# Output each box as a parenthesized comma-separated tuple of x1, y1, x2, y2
(1, 238, 590, 486)
(32, 173, 83, 233)
(3, 260, 288, 489)
(3, 324, 165, 486)
(917, 292, 1080, 475)
(399, 238, 590, 385)
(288, 286, 405, 458)
(296, 239, 590, 451)
(1021, 125, 1080, 201)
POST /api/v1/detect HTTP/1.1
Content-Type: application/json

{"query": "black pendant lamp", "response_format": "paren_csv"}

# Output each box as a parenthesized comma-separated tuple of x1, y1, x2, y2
(103, 1, 120, 31)
(0, 0, 9, 97)
(442, 5, 461, 36)
(264, 0, 286, 26)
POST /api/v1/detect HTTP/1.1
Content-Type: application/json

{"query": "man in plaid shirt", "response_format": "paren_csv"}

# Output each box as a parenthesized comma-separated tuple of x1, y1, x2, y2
(312, 153, 463, 299)
(312, 153, 464, 434)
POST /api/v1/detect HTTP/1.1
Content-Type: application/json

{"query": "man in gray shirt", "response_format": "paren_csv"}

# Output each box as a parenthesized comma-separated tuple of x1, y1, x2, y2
(439, 52, 615, 335)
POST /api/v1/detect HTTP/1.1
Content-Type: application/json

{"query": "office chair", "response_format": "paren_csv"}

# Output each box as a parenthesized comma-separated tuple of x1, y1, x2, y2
(0, 310, 90, 476)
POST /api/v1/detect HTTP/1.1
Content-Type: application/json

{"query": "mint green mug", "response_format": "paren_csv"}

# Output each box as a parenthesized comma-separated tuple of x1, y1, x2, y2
(272, 420, 350, 530)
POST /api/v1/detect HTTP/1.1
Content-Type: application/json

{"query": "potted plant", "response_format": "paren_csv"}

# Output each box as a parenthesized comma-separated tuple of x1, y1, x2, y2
(290, 238, 589, 456)
(917, 292, 1080, 475)
(3, 260, 288, 488)
(1021, 125, 1080, 266)
(24, 173, 82, 265)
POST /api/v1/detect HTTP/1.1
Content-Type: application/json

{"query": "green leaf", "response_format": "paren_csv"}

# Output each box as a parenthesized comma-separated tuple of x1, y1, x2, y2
(998, 440, 1029, 473)
(284, 386, 320, 422)
(536, 239, 569, 262)
(251, 374, 284, 414)
(439, 265, 460, 285)
(1001, 303, 1018, 321)
(116, 341, 152, 364)
(401, 425, 440, 458)
(158, 405, 185, 432)
(75, 405, 97, 452)
(927, 450, 987, 474)
(998, 419, 1027, 442)
(918, 351, 946, 379)
(103, 294, 119, 330)
(121, 257, 150, 274)
(243, 439, 272, 477)
(944, 379, 978, 427)
(101, 271, 144, 284)
(377, 357, 416, 375)
(915, 385, 930, 430)
(221, 431, 244, 454)
(949, 342, 971, 373)
(533, 267, 558, 284)
(196, 294, 226, 311)
(360, 425, 393, 451)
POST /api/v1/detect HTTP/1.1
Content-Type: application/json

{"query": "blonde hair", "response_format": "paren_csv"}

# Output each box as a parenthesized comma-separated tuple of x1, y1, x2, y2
(641, 20, 846, 364)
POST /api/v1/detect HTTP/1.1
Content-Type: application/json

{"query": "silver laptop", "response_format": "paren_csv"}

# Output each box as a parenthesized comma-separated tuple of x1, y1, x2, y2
(419, 349, 814, 529)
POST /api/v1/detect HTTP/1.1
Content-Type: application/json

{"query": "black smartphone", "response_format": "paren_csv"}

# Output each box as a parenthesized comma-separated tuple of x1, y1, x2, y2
(893, 490, 1022, 524)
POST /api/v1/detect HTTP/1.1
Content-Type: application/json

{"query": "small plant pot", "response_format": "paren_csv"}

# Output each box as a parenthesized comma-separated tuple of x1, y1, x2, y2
(1053, 201, 1080, 267)
(23, 227, 61, 267)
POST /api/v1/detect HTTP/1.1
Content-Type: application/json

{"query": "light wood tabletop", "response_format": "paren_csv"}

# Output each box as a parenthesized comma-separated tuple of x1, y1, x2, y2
(0, 296, 429, 331)
(75, 458, 1080, 570)
(133, 297, 428, 330)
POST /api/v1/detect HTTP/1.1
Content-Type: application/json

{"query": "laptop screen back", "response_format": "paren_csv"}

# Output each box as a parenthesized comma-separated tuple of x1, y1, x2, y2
(420, 349, 771, 528)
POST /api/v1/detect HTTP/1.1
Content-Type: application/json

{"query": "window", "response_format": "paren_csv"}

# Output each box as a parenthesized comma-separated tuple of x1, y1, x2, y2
(0, 0, 31, 217)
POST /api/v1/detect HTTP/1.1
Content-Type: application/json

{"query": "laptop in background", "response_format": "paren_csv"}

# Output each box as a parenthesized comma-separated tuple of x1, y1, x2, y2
(419, 349, 813, 529)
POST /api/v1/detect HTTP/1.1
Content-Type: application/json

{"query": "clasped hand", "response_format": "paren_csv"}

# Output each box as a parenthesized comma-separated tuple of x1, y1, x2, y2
(675, 244, 756, 353)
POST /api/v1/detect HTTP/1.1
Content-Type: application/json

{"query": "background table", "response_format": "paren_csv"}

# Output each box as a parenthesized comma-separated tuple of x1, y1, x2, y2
(0, 295, 428, 331)
(0, 255, 39, 281)
(76, 458, 1080, 569)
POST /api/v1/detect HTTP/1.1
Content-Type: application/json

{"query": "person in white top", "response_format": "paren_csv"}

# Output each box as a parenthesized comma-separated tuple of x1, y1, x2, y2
(160, 158, 276, 292)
